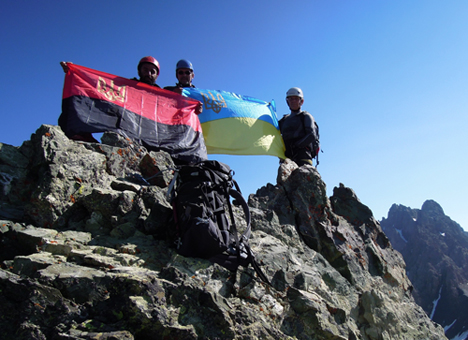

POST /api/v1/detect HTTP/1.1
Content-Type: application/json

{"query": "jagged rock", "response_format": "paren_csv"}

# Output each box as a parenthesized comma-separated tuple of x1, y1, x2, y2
(0, 125, 447, 339)
(0, 142, 31, 220)
(381, 200, 468, 340)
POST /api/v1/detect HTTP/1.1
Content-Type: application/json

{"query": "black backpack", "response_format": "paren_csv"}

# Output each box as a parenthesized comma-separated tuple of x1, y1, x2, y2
(310, 116, 320, 162)
(166, 160, 270, 284)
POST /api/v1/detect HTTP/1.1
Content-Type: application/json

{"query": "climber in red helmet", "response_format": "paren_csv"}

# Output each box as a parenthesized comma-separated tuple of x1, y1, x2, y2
(60, 56, 161, 87)
(59, 56, 162, 142)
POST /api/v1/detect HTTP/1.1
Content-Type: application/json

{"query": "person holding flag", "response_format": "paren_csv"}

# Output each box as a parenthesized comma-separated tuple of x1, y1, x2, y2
(60, 56, 161, 87)
(164, 59, 203, 114)
(132, 56, 161, 87)
(164, 59, 196, 94)
(56, 57, 207, 164)
(58, 56, 162, 142)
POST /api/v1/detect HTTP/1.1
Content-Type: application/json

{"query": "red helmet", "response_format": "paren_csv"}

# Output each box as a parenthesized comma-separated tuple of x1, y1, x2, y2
(138, 56, 160, 75)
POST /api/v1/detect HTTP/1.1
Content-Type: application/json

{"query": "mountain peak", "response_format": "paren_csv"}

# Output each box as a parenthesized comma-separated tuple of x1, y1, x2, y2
(0, 125, 447, 339)
(382, 201, 468, 340)
(421, 199, 445, 216)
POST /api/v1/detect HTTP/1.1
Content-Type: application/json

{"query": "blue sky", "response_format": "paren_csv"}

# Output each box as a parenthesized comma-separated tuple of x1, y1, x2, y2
(1, 1, 467, 230)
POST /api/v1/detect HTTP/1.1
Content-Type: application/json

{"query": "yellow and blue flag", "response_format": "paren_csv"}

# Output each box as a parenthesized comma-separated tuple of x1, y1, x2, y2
(183, 88, 286, 159)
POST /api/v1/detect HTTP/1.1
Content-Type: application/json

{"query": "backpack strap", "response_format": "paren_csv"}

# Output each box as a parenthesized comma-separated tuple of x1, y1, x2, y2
(228, 188, 251, 239)
(225, 186, 243, 262)
(245, 243, 271, 285)
(299, 111, 320, 166)
(227, 188, 270, 285)
(166, 169, 179, 202)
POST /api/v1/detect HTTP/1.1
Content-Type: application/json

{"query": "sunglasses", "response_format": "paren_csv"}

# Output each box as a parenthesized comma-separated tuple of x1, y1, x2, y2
(178, 70, 192, 75)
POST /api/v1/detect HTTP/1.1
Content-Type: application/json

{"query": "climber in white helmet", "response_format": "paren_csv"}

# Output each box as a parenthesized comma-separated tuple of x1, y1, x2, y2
(278, 87, 320, 167)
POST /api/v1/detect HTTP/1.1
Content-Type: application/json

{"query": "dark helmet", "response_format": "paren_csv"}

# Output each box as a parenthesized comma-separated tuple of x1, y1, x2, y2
(138, 56, 160, 75)
(176, 59, 193, 71)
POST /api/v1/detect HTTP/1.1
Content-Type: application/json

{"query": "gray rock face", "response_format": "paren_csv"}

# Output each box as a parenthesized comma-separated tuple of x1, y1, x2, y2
(381, 201, 468, 340)
(0, 125, 446, 340)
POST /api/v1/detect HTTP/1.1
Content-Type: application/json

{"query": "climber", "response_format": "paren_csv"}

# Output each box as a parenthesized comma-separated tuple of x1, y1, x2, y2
(58, 56, 162, 142)
(132, 56, 161, 87)
(60, 56, 161, 87)
(164, 59, 202, 114)
(278, 87, 320, 167)
(164, 59, 196, 94)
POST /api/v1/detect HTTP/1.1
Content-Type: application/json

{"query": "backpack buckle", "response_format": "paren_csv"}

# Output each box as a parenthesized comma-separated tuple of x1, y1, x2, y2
(175, 237, 182, 249)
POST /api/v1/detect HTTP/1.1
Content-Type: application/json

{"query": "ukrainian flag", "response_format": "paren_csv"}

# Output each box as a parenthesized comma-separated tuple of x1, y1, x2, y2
(183, 88, 286, 159)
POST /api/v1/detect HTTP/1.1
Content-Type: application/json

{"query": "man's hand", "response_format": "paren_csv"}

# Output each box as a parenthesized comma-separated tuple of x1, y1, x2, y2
(60, 61, 73, 73)
(172, 86, 183, 95)
(195, 101, 203, 114)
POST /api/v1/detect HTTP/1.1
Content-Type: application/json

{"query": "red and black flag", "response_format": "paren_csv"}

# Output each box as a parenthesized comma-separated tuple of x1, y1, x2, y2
(60, 64, 207, 164)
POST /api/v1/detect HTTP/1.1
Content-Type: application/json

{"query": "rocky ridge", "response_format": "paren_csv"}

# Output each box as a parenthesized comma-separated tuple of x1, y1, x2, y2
(381, 201, 468, 340)
(0, 125, 447, 339)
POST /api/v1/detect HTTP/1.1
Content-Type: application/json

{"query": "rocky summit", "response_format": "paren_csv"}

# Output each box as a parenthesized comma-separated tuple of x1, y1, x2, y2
(381, 201, 468, 340)
(0, 125, 446, 340)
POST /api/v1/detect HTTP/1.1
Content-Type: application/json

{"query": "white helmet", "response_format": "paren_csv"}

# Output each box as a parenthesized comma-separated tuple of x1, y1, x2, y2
(286, 87, 303, 98)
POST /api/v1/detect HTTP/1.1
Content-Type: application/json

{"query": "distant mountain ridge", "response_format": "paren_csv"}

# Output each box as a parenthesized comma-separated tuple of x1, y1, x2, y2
(381, 200, 468, 340)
